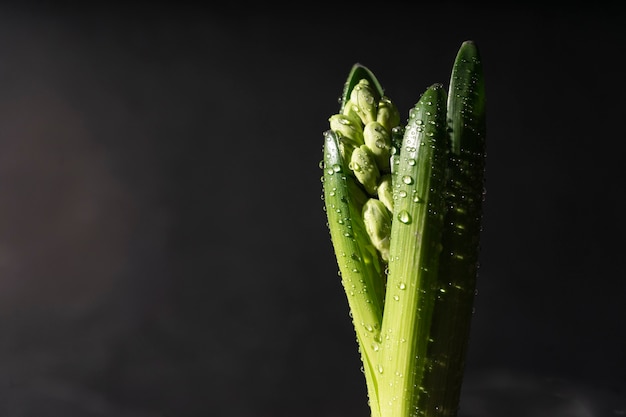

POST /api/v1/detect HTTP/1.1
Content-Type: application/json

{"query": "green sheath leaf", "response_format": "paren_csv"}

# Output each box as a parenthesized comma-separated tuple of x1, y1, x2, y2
(322, 129, 385, 417)
(419, 40, 486, 417)
(323, 130, 385, 329)
(378, 84, 448, 417)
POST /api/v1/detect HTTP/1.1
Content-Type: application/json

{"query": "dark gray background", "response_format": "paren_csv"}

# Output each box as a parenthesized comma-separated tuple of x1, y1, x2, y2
(0, 3, 624, 417)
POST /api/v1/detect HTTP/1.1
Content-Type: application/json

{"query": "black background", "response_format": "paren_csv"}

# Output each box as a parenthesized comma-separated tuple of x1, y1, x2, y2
(0, 3, 625, 417)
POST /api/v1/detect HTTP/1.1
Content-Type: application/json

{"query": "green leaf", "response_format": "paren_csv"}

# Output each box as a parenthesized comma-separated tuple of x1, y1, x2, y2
(418, 40, 487, 417)
(378, 83, 449, 417)
(322, 129, 385, 417)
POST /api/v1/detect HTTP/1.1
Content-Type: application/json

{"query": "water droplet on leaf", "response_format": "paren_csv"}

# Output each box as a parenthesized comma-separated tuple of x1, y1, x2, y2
(398, 210, 411, 224)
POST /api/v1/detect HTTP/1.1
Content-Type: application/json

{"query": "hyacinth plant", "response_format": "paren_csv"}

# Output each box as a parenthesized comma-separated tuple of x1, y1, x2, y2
(320, 41, 486, 417)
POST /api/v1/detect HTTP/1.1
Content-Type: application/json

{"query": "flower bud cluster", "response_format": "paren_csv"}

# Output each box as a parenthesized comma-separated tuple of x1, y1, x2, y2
(328, 79, 401, 262)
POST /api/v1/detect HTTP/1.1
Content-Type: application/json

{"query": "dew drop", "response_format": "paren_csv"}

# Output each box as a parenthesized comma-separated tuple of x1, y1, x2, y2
(402, 175, 413, 185)
(349, 162, 361, 172)
(398, 282, 406, 290)
(377, 364, 384, 374)
(398, 210, 411, 224)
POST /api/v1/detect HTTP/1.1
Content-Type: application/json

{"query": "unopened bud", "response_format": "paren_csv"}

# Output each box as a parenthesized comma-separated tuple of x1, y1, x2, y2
(349, 79, 378, 125)
(377, 174, 393, 212)
(362, 198, 391, 262)
(376, 96, 401, 133)
(349, 145, 380, 196)
(329, 114, 364, 146)
(342, 99, 362, 125)
(363, 121, 391, 173)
